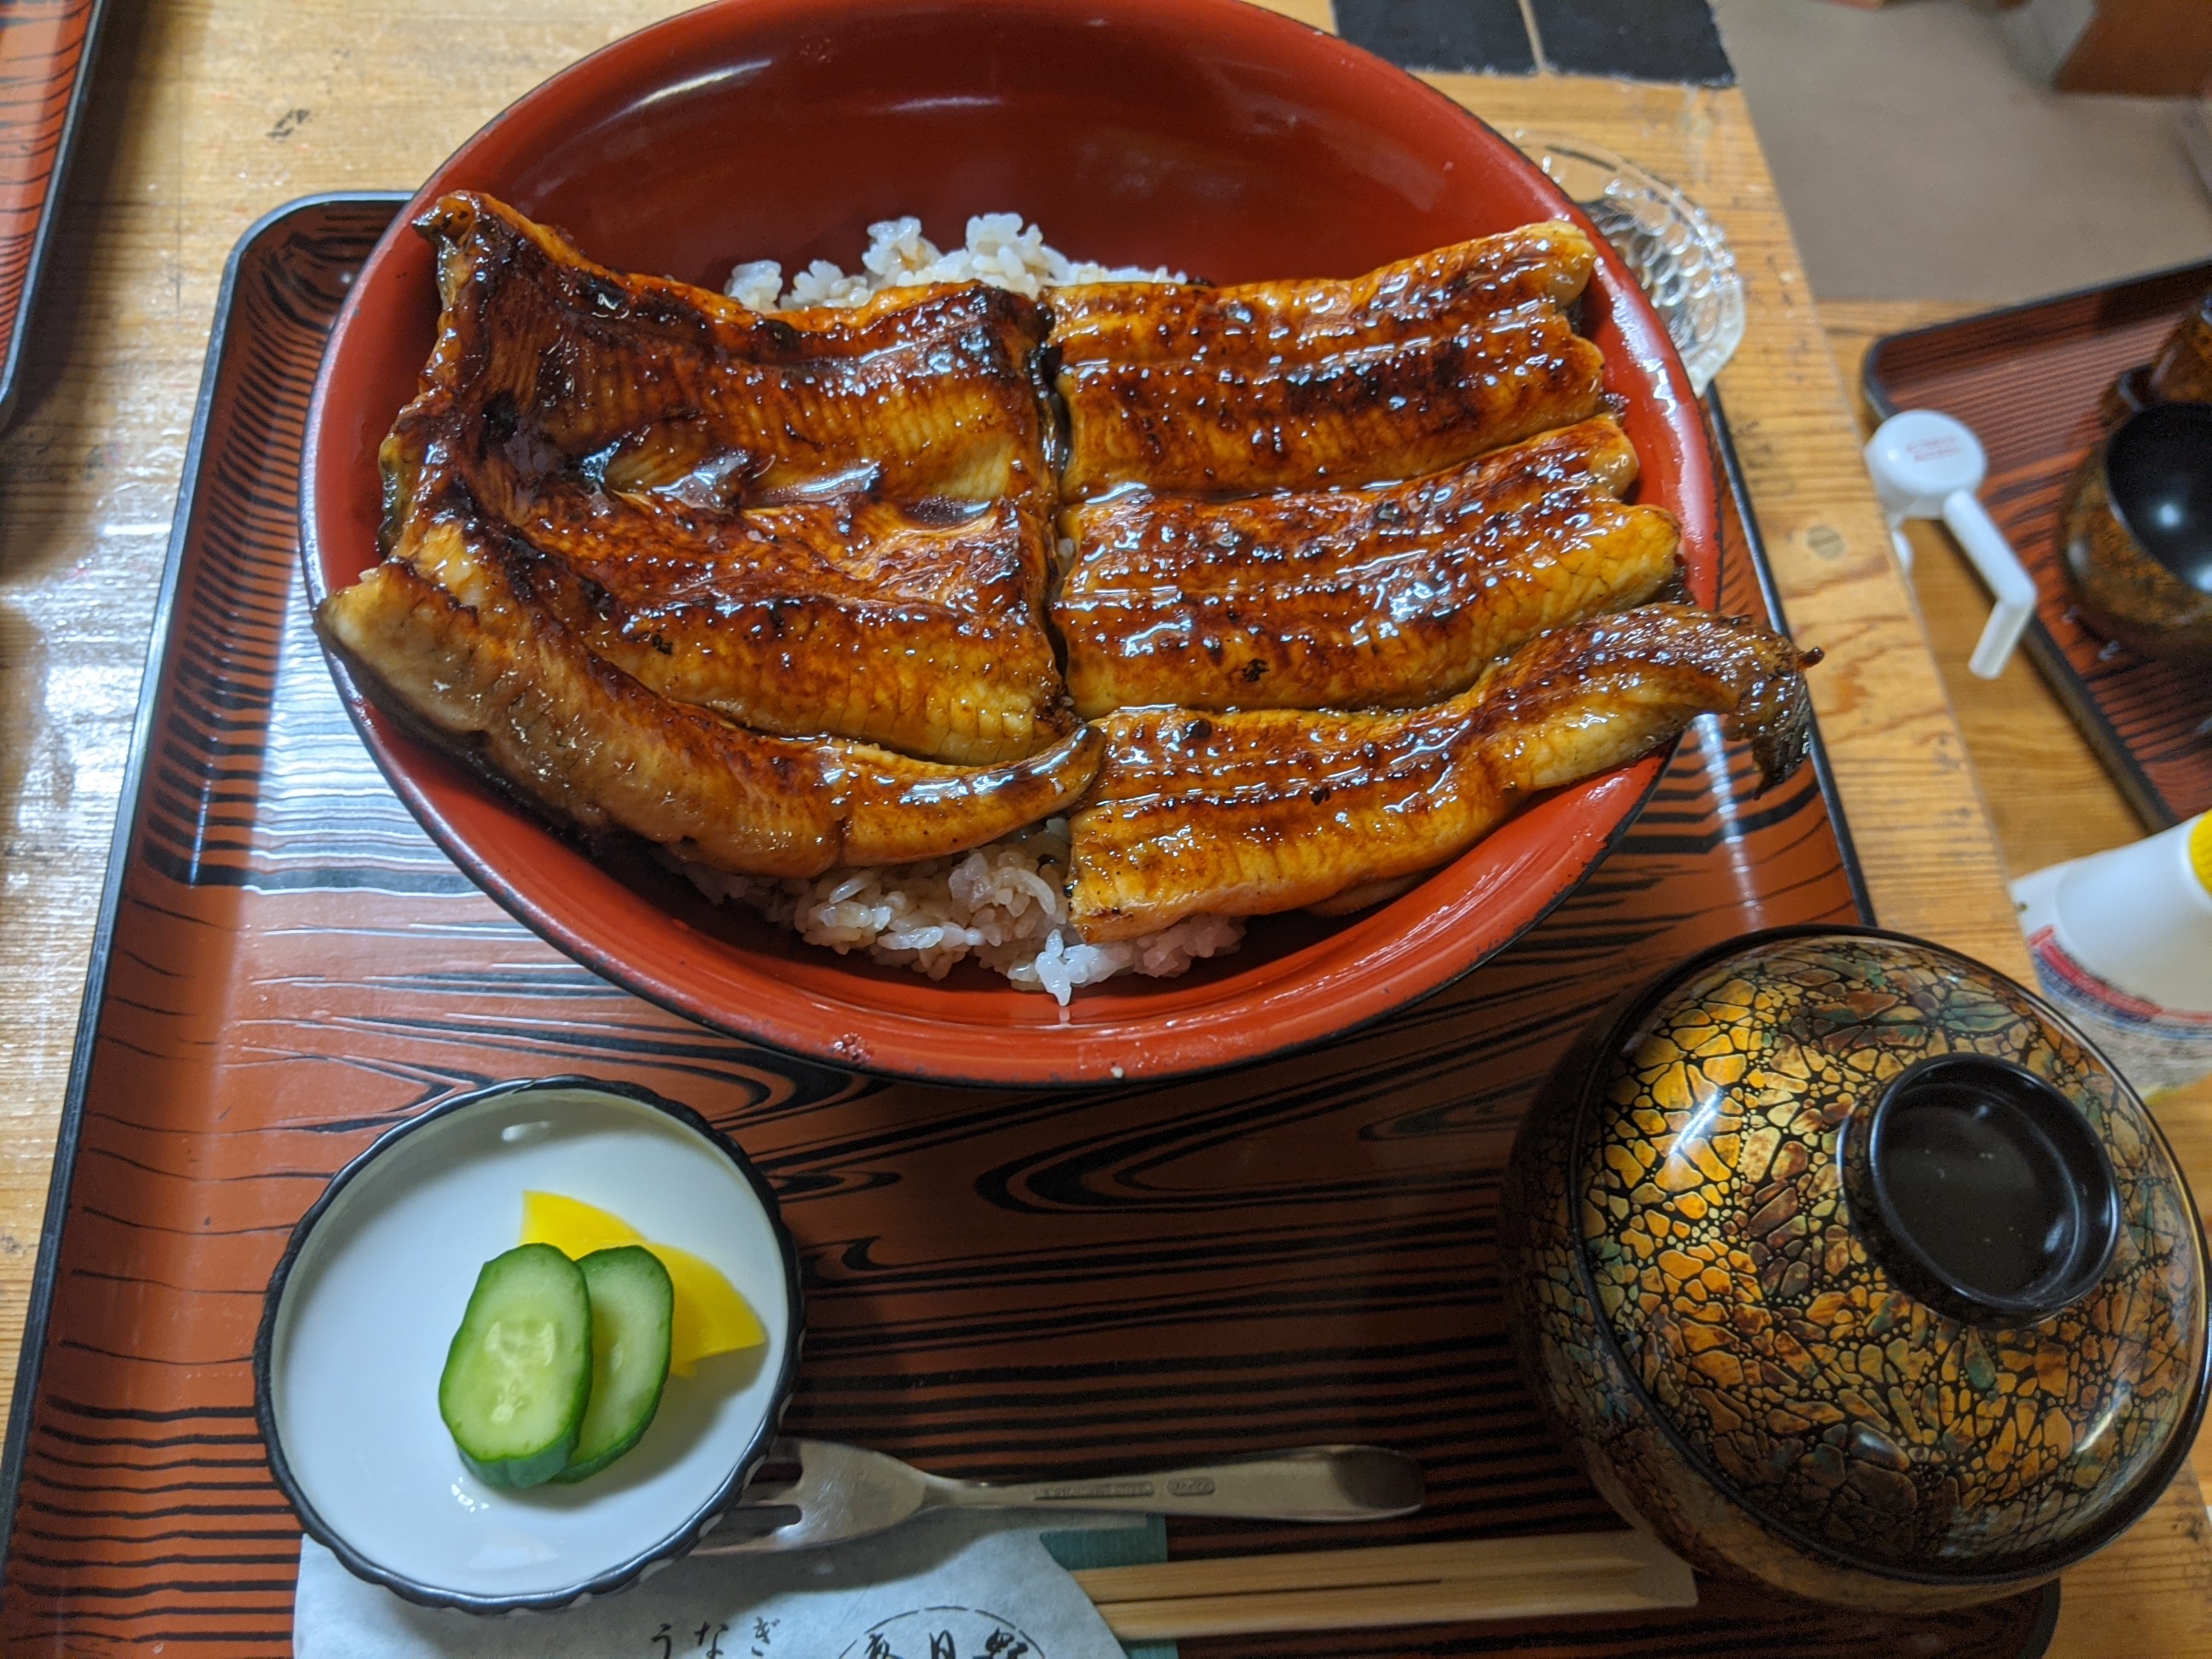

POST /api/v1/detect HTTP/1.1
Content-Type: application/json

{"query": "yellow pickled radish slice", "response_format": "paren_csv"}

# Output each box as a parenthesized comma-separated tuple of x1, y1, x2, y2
(647, 1243, 767, 1376)
(521, 1190, 644, 1256)
(521, 1191, 765, 1375)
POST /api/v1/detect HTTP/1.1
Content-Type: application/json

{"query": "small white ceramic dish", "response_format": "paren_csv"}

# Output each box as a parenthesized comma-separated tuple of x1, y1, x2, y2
(254, 1077, 802, 1612)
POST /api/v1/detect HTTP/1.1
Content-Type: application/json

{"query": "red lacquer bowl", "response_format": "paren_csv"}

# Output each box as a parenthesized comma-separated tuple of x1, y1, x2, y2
(301, 0, 1718, 1087)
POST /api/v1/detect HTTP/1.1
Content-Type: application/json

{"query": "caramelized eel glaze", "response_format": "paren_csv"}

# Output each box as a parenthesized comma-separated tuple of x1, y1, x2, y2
(1055, 303, 1607, 499)
(318, 520, 1102, 876)
(1049, 222, 1604, 498)
(321, 196, 1814, 921)
(401, 193, 1056, 506)
(1054, 419, 1679, 716)
(1046, 221, 1596, 363)
(364, 192, 1073, 766)
(1068, 607, 1817, 940)
(444, 479, 1071, 767)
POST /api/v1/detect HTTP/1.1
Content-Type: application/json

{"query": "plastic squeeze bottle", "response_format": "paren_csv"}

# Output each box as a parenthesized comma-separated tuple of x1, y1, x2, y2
(2011, 812, 2212, 1097)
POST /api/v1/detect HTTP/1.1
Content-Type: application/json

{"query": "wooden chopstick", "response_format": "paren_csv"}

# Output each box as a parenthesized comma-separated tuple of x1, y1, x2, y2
(1070, 1530, 1697, 1641)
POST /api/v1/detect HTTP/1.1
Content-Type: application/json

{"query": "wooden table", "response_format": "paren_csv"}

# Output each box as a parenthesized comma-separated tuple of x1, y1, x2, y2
(0, 2, 2202, 1651)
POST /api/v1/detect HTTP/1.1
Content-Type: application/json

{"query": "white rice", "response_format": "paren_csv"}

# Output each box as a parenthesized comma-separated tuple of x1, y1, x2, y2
(725, 212, 1182, 311)
(677, 821, 1243, 1004)
(701, 221, 1214, 1000)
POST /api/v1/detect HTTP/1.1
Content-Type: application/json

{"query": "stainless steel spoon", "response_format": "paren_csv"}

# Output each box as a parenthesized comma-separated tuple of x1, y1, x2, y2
(696, 1440, 1423, 1555)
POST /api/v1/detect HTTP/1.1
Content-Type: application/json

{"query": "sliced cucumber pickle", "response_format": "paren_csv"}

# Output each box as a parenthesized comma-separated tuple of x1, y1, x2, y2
(556, 1245, 675, 1482)
(438, 1243, 591, 1489)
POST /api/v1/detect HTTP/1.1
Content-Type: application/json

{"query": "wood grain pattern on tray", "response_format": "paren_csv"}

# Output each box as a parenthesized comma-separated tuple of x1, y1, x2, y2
(0, 195, 2064, 1659)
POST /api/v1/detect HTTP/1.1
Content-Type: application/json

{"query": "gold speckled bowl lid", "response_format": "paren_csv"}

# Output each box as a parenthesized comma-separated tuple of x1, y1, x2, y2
(1567, 927, 2209, 1581)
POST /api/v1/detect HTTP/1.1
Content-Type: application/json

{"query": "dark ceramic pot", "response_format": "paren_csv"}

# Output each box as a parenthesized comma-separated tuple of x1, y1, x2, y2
(1498, 926, 2209, 1612)
(2104, 285, 2212, 423)
(2059, 403, 2212, 661)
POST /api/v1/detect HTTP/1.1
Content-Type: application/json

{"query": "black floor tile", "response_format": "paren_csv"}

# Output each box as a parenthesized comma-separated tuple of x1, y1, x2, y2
(1336, 0, 1539, 76)
(1528, 0, 1735, 85)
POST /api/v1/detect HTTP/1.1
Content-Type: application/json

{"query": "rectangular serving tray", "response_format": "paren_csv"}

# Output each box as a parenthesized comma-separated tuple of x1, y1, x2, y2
(1865, 264, 2212, 830)
(0, 0, 111, 428)
(0, 195, 2060, 1659)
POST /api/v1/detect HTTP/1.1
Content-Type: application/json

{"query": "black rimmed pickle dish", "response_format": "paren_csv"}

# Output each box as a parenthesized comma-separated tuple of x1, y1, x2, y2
(253, 1076, 803, 1613)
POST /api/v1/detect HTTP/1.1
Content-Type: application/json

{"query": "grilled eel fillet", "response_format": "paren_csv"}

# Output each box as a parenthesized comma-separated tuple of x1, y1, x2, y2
(378, 193, 1072, 764)
(391, 192, 1056, 508)
(1053, 418, 1679, 718)
(1068, 606, 1815, 940)
(1049, 221, 1606, 498)
(440, 471, 1071, 766)
(317, 518, 1103, 877)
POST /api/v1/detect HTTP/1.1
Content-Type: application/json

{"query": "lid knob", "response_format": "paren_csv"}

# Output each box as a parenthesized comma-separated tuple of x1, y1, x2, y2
(1842, 1055, 2121, 1327)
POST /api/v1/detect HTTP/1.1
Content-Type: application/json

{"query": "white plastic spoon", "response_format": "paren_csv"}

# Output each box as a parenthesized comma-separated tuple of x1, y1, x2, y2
(1863, 409, 2039, 678)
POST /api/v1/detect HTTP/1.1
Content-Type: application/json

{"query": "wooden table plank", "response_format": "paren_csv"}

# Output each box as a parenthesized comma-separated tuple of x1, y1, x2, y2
(0, 3, 2197, 1651)
(1817, 298, 2152, 874)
